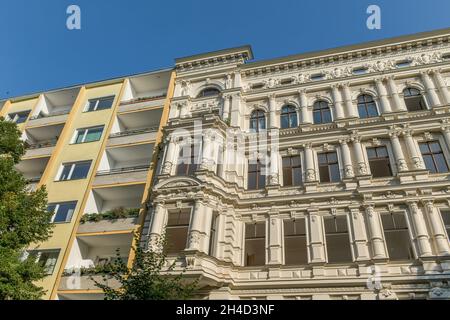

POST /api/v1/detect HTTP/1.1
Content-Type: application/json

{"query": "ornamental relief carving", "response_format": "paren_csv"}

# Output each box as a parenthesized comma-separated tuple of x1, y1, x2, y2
(242, 49, 446, 93)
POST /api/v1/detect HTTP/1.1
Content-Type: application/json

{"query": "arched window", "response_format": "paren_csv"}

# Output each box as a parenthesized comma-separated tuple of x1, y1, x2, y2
(313, 101, 332, 124)
(403, 88, 426, 111)
(357, 94, 378, 118)
(197, 87, 220, 98)
(280, 105, 298, 129)
(250, 110, 266, 132)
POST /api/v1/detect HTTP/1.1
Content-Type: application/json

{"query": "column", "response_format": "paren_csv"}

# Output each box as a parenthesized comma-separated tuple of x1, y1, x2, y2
(233, 71, 242, 88)
(148, 202, 167, 251)
(351, 135, 368, 176)
(342, 83, 359, 118)
(339, 139, 354, 179)
(421, 71, 441, 107)
(179, 101, 189, 118)
(168, 102, 179, 119)
(200, 130, 214, 171)
(307, 209, 326, 264)
(230, 93, 242, 127)
(331, 85, 345, 120)
(348, 208, 370, 261)
(267, 214, 283, 265)
(303, 143, 316, 182)
(389, 131, 408, 172)
(442, 125, 450, 151)
(374, 78, 393, 113)
(422, 200, 450, 255)
(299, 90, 311, 123)
(407, 201, 433, 257)
(187, 200, 213, 253)
(364, 205, 388, 259)
(161, 136, 177, 175)
(269, 94, 277, 128)
(386, 76, 407, 112)
(402, 130, 426, 170)
(269, 145, 280, 185)
(432, 69, 450, 105)
(222, 94, 231, 122)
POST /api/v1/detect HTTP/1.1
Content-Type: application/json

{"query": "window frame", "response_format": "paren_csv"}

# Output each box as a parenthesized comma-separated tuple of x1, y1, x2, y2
(165, 209, 191, 255)
(312, 101, 332, 124)
(381, 212, 415, 261)
(28, 249, 60, 275)
(282, 155, 302, 187)
(280, 105, 298, 129)
(8, 110, 31, 124)
(419, 141, 450, 174)
(249, 110, 266, 133)
(357, 94, 379, 119)
(317, 151, 341, 183)
(48, 201, 77, 224)
(176, 143, 200, 176)
(323, 215, 353, 264)
(403, 88, 427, 112)
(247, 159, 266, 190)
(72, 126, 104, 144)
(85, 95, 116, 112)
(57, 160, 92, 181)
(197, 88, 221, 98)
(244, 222, 266, 267)
(283, 218, 308, 266)
(366, 146, 393, 178)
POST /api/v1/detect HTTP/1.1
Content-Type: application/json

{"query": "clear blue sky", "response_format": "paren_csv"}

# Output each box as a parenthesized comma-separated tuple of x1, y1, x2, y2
(1, 0, 450, 99)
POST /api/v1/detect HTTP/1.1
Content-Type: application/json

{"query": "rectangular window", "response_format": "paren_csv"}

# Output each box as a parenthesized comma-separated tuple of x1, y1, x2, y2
(57, 161, 92, 181)
(176, 144, 200, 176)
(48, 201, 77, 223)
(419, 141, 449, 173)
(318, 152, 340, 183)
(8, 111, 30, 124)
(28, 250, 60, 275)
(74, 126, 104, 144)
(282, 156, 302, 187)
(245, 222, 266, 266)
(248, 160, 266, 190)
(367, 146, 393, 178)
(209, 213, 219, 256)
(86, 96, 115, 112)
(165, 210, 191, 255)
(441, 211, 450, 240)
(381, 213, 414, 261)
(284, 219, 308, 265)
(324, 215, 352, 264)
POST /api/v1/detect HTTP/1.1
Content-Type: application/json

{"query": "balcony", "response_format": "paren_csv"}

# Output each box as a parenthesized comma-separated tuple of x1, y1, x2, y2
(118, 70, 170, 113)
(86, 184, 145, 216)
(23, 123, 64, 147)
(78, 207, 140, 235)
(118, 95, 166, 113)
(15, 156, 50, 181)
(27, 87, 79, 127)
(107, 127, 158, 147)
(23, 139, 57, 159)
(94, 143, 154, 186)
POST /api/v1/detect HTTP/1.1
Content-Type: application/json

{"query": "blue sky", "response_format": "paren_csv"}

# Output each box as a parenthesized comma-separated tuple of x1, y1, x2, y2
(1, 0, 450, 99)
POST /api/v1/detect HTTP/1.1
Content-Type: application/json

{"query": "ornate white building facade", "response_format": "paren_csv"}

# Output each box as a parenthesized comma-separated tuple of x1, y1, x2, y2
(148, 29, 450, 300)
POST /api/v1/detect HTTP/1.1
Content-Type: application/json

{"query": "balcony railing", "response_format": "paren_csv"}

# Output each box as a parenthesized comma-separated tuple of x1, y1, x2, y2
(27, 177, 42, 183)
(109, 126, 159, 138)
(25, 139, 58, 150)
(29, 110, 70, 120)
(120, 94, 167, 106)
(96, 165, 150, 176)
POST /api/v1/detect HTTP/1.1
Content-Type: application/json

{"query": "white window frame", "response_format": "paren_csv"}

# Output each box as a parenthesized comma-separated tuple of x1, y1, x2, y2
(56, 161, 92, 181)
(49, 201, 77, 223)
(85, 95, 115, 112)
(72, 126, 104, 144)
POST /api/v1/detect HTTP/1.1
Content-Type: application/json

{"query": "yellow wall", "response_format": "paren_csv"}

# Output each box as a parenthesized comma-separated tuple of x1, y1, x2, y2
(29, 82, 126, 299)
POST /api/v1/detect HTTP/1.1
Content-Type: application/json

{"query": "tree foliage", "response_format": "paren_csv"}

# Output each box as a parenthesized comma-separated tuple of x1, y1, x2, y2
(94, 234, 198, 300)
(0, 118, 53, 300)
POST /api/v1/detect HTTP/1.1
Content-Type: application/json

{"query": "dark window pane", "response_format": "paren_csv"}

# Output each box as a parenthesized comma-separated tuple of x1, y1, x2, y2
(166, 227, 189, 254)
(59, 165, 72, 181)
(96, 97, 115, 110)
(319, 166, 330, 182)
(245, 223, 265, 266)
(52, 202, 77, 223)
(429, 142, 442, 153)
(435, 154, 449, 173)
(329, 164, 340, 182)
(71, 162, 91, 179)
(324, 216, 352, 264)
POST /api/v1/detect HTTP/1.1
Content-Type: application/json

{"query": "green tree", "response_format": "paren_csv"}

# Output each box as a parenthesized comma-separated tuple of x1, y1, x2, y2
(94, 234, 198, 300)
(0, 118, 53, 300)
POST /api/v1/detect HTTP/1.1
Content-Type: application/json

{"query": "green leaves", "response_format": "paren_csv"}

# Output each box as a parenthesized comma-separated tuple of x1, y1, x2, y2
(0, 118, 52, 300)
(94, 234, 198, 300)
